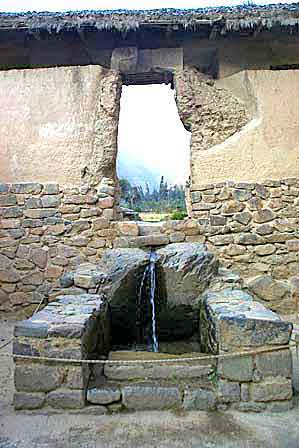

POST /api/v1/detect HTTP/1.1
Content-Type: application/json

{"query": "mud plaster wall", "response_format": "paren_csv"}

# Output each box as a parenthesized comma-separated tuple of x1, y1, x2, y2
(0, 65, 121, 187)
(174, 66, 249, 186)
(193, 70, 299, 186)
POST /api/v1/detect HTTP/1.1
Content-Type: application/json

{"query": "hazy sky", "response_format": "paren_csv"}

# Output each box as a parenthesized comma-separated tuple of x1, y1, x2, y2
(117, 85, 191, 186)
(0, 0, 295, 12)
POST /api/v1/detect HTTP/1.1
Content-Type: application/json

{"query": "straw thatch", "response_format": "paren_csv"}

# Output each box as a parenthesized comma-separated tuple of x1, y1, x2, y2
(0, 4, 299, 34)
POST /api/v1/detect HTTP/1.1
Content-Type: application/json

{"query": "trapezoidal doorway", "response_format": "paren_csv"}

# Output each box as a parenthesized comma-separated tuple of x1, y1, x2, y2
(116, 80, 191, 222)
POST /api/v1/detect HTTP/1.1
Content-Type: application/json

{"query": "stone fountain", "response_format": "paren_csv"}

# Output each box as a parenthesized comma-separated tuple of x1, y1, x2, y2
(13, 243, 293, 413)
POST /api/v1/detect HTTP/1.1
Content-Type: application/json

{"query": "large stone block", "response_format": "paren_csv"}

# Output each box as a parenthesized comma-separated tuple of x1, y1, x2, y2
(0, 194, 17, 206)
(183, 388, 216, 411)
(201, 288, 292, 352)
(255, 349, 292, 378)
(11, 183, 42, 194)
(41, 195, 61, 208)
(14, 391, 46, 410)
(87, 387, 121, 405)
(218, 355, 253, 381)
(14, 364, 64, 392)
(217, 380, 240, 403)
(251, 378, 292, 402)
(247, 275, 289, 302)
(156, 243, 218, 307)
(122, 386, 181, 410)
(104, 361, 213, 381)
(46, 388, 85, 409)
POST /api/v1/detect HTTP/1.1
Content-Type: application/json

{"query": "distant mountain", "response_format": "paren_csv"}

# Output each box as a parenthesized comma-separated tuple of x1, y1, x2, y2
(117, 158, 160, 191)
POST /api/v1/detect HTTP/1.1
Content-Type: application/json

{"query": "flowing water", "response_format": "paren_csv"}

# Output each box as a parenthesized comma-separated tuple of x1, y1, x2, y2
(149, 251, 159, 352)
(136, 250, 159, 352)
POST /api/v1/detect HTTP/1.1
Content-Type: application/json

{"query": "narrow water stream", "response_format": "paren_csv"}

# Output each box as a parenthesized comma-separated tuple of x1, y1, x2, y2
(136, 249, 159, 352)
(149, 251, 159, 352)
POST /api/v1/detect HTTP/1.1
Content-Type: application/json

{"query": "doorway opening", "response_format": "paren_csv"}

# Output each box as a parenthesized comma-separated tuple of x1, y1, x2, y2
(117, 81, 191, 222)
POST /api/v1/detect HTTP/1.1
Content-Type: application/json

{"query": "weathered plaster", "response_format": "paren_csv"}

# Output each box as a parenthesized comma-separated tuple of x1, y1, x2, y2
(0, 65, 120, 187)
(193, 70, 299, 186)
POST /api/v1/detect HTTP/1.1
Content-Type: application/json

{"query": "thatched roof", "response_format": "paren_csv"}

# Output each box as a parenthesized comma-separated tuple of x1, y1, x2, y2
(1, 4, 299, 34)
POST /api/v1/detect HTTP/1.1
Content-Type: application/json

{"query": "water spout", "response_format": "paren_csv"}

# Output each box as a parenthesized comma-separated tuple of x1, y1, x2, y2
(149, 251, 159, 353)
(136, 250, 159, 352)
(136, 264, 149, 347)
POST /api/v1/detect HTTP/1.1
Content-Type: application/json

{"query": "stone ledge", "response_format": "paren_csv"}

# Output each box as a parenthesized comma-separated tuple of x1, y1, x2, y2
(14, 293, 107, 340)
(201, 288, 292, 352)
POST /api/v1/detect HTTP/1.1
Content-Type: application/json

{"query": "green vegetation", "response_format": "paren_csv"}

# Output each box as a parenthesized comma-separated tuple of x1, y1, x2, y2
(170, 210, 188, 221)
(119, 176, 186, 215)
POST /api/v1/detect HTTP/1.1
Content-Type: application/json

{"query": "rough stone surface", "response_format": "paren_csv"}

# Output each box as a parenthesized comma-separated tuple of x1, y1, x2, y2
(122, 386, 181, 410)
(104, 361, 213, 381)
(156, 243, 219, 306)
(201, 288, 292, 352)
(247, 275, 289, 302)
(13, 391, 46, 410)
(72, 248, 148, 345)
(251, 378, 293, 402)
(255, 349, 292, 378)
(217, 380, 240, 403)
(14, 364, 64, 392)
(87, 387, 121, 405)
(46, 389, 85, 409)
(183, 388, 216, 411)
(218, 355, 253, 381)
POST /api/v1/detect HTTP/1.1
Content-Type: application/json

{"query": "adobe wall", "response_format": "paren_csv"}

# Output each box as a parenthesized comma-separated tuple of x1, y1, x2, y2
(193, 70, 299, 184)
(0, 65, 121, 187)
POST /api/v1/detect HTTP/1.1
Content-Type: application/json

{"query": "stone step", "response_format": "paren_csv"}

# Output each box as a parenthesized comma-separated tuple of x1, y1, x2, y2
(103, 350, 215, 381)
(114, 234, 169, 248)
(137, 222, 164, 236)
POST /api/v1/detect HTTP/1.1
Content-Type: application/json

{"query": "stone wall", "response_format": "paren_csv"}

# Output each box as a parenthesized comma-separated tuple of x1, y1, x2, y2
(0, 181, 118, 313)
(12, 267, 293, 413)
(2, 178, 299, 314)
(188, 178, 299, 313)
(13, 293, 110, 411)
